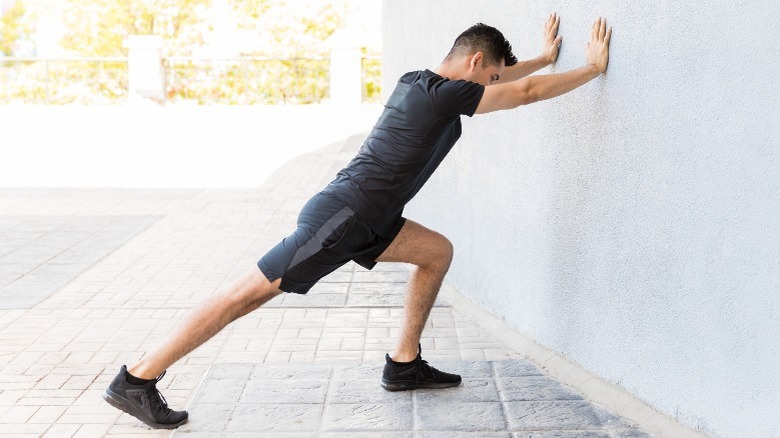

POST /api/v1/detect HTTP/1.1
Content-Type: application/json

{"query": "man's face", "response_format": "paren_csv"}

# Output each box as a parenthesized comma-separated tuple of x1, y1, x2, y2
(465, 56, 505, 86)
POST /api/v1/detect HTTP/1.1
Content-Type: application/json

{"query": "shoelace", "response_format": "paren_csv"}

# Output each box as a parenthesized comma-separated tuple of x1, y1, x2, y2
(414, 358, 438, 385)
(142, 371, 172, 417)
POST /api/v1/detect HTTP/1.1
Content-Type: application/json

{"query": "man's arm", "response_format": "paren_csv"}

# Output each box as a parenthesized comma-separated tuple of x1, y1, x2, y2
(494, 13, 561, 84)
(476, 17, 612, 114)
(495, 56, 552, 84)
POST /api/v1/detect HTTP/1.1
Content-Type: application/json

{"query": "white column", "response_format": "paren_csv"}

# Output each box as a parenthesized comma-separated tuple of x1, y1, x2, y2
(327, 27, 365, 106)
(123, 35, 165, 103)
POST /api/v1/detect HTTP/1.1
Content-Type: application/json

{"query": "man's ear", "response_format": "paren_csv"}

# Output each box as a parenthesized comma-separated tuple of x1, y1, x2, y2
(469, 52, 484, 72)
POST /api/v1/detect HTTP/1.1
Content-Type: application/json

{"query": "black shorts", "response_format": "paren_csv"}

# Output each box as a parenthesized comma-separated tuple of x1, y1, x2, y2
(257, 192, 405, 294)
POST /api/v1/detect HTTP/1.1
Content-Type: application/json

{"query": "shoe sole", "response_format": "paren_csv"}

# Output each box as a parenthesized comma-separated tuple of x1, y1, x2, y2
(103, 389, 188, 430)
(380, 378, 461, 391)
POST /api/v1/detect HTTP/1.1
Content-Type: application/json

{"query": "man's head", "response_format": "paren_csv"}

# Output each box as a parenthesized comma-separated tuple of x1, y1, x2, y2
(442, 23, 517, 86)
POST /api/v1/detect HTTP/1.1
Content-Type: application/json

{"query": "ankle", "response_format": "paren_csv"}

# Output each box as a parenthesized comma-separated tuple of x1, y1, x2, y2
(127, 362, 158, 381)
(390, 350, 418, 363)
(125, 370, 154, 385)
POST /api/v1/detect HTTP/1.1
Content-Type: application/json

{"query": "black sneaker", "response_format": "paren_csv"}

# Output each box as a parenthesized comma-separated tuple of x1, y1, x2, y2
(103, 365, 188, 429)
(381, 345, 462, 391)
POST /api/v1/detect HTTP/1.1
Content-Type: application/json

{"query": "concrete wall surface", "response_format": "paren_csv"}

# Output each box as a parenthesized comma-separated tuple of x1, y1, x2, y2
(382, 1, 779, 437)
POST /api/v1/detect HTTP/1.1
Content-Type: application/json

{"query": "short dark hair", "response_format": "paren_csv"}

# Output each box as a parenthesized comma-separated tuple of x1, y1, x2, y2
(446, 23, 518, 67)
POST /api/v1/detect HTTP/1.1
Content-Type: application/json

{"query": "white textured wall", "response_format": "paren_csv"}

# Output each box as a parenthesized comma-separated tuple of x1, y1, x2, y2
(383, 1, 779, 437)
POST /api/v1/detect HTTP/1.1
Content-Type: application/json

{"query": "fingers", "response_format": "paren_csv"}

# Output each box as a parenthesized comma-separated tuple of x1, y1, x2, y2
(546, 14, 611, 53)
(546, 12, 559, 33)
(590, 17, 611, 42)
(600, 17, 606, 40)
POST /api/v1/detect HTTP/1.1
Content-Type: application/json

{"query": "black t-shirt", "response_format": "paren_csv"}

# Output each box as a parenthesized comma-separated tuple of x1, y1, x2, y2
(323, 69, 485, 237)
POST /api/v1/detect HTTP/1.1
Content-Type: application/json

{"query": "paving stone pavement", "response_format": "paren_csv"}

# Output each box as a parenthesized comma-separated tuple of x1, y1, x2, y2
(178, 361, 649, 437)
(0, 216, 160, 310)
(0, 134, 652, 437)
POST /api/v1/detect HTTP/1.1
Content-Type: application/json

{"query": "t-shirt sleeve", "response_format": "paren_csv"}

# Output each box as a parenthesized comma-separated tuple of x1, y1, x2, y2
(430, 79, 485, 118)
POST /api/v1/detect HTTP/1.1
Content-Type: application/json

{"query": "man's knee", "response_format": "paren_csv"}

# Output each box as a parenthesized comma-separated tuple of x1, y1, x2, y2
(231, 268, 282, 310)
(441, 234, 454, 264)
(377, 219, 453, 269)
(426, 232, 453, 271)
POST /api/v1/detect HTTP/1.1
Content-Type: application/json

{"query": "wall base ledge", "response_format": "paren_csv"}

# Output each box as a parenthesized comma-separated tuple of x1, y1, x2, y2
(440, 283, 711, 438)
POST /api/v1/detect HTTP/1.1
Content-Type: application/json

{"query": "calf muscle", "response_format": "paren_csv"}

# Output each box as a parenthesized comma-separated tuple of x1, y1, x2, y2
(129, 268, 282, 379)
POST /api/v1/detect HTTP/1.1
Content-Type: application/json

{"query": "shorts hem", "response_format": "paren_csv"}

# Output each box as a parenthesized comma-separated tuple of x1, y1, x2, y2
(353, 217, 407, 270)
(257, 261, 280, 283)
(257, 261, 316, 294)
(279, 278, 316, 294)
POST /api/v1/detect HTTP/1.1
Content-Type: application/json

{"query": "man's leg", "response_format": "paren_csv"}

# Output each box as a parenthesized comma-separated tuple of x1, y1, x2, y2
(130, 267, 283, 379)
(376, 219, 453, 362)
(104, 266, 283, 428)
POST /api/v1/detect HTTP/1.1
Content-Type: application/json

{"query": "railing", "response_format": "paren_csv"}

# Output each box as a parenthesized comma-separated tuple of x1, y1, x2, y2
(0, 57, 128, 104)
(362, 55, 381, 104)
(0, 56, 381, 105)
(164, 56, 330, 104)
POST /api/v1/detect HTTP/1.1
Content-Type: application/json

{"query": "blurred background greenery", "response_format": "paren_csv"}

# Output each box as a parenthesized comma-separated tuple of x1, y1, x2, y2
(0, 0, 381, 104)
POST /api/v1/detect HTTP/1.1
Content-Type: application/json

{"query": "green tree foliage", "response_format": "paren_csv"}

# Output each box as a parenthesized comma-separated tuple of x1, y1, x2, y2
(162, 0, 354, 104)
(184, 0, 353, 104)
(0, 0, 33, 56)
(60, 0, 212, 57)
(244, 0, 350, 57)
(1, 0, 380, 104)
(228, 0, 270, 20)
(58, 0, 347, 59)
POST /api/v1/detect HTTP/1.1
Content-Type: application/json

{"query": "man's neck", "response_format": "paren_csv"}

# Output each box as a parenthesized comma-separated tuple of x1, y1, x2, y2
(432, 62, 457, 81)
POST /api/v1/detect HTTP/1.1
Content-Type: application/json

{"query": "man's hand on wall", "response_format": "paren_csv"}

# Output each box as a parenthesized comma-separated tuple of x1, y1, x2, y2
(542, 12, 563, 65)
(586, 17, 612, 73)
(476, 14, 613, 113)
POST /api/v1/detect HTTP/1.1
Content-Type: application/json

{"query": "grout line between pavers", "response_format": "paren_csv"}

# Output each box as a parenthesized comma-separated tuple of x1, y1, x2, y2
(345, 262, 356, 310)
(170, 362, 216, 438)
(411, 381, 417, 434)
(319, 363, 335, 435)
(492, 360, 510, 433)
(360, 272, 371, 362)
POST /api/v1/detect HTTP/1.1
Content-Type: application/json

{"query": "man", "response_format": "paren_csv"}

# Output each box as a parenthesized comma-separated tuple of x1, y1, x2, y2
(103, 14, 612, 429)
